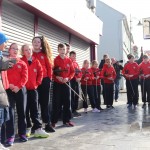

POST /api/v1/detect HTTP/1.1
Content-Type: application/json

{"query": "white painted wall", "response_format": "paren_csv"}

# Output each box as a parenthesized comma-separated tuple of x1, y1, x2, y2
(22, 0, 103, 44)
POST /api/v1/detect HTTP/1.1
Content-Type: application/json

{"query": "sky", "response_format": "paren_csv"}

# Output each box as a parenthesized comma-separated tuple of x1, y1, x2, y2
(99, 0, 150, 50)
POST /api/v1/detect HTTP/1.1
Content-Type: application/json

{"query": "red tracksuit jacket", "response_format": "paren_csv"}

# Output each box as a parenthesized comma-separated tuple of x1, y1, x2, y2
(72, 60, 82, 80)
(139, 61, 150, 79)
(101, 64, 116, 84)
(33, 52, 52, 80)
(21, 56, 43, 90)
(7, 58, 28, 89)
(122, 62, 139, 80)
(53, 55, 75, 83)
(81, 68, 94, 85)
(91, 67, 101, 85)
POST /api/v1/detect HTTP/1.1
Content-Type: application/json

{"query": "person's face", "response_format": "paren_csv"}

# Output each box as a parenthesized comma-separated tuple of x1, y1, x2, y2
(84, 62, 89, 69)
(129, 57, 134, 63)
(93, 62, 98, 68)
(58, 47, 66, 56)
(22, 45, 32, 58)
(0, 42, 7, 51)
(9, 44, 19, 57)
(70, 54, 76, 61)
(104, 55, 108, 60)
(143, 58, 149, 63)
(106, 59, 111, 65)
(66, 46, 70, 55)
(32, 38, 41, 50)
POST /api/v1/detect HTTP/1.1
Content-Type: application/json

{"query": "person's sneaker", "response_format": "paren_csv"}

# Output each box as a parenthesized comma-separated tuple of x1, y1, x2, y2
(26, 128, 31, 137)
(127, 104, 132, 108)
(133, 105, 137, 109)
(19, 135, 28, 142)
(5, 137, 14, 147)
(99, 107, 104, 110)
(34, 128, 50, 138)
(92, 108, 100, 113)
(115, 100, 118, 102)
(142, 103, 146, 108)
(84, 108, 87, 113)
(64, 122, 74, 127)
(106, 105, 111, 109)
(0, 144, 9, 150)
(72, 111, 81, 117)
(45, 124, 55, 132)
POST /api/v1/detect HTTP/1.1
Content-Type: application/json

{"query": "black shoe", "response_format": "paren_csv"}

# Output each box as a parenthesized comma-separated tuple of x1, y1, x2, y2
(72, 111, 81, 117)
(142, 103, 146, 108)
(133, 105, 137, 109)
(110, 106, 114, 109)
(19, 135, 28, 142)
(99, 107, 104, 110)
(127, 104, 132, 108)
(106, 105, 111, 109)
(45, 124, 55, 132)
(115, 100, 118, 102)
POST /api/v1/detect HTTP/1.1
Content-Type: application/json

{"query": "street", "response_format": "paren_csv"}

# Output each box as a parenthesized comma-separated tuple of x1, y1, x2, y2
(10, 93, 150, 150)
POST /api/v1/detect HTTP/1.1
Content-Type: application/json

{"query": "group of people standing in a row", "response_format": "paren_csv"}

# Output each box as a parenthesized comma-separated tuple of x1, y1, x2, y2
(0, 31, 148, 150)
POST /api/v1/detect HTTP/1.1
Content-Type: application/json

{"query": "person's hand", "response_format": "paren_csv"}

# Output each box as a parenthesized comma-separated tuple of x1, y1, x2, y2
(12, 86, 20, 93)
(108, 77, 114, 81)
(9, 84, 15, 90)
(56, 76, 63, 82)
(62, 78, 69, 83)
(95, 76, 99, 79)
(76, 78, 81, 82)
(84, 77, 89, 81)
(145, 74, 150, 78)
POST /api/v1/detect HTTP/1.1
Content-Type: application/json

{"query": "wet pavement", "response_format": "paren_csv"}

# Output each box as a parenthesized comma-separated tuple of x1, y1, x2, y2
(10, 93, 150, 150)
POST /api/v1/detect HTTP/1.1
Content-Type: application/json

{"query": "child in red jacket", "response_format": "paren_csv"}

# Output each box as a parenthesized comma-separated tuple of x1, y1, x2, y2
(69, 51, 82, 117)
(139, 54, 150, 108)
(32, 36, 54, 132)
(91, 60, 103, 111)
(101, 58, 116, 109)
(51, 43, 75, 127)
(5, 43, 28, 146)
(21, 44, 49, 138)
(122, 54, 139, 108)
(81, 60, 96, 113)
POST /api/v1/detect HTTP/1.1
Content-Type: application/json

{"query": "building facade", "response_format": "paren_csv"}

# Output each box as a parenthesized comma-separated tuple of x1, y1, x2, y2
(96, 0, 133, 89)
(0, 0, 103, 67)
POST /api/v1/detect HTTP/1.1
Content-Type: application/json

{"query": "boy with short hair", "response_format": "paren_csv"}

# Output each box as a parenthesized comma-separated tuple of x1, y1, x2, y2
(122, 54, 139, 108)
(69, 51, 82, 117)
(139, 54, 150, 108)
(51, 43, 75, 127)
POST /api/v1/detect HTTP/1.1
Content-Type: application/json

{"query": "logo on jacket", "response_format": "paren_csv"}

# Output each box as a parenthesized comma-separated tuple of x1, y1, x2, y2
(41, 56, 44, 59)
(17, 65, 21, 69)
(34, 69, 37, 72)
(133, 66, 136, 69)
(67, 64, 70, 67)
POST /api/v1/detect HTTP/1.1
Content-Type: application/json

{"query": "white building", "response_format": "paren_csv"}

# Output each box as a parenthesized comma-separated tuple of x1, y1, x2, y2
(96, 0, 134, 89)
(0, 0, 103, 67)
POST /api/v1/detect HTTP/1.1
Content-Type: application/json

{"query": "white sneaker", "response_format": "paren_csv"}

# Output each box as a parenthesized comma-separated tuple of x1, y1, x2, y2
(92, 108, 100, 113)
(0, 144, 9, 150)
(34, 128, 50, 138)
(26, 128, 31, 137)
(84, 108, 87, 113)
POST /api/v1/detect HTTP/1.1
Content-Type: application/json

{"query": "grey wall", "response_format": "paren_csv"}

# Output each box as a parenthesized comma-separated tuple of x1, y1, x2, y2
(96, 0, 124, 62)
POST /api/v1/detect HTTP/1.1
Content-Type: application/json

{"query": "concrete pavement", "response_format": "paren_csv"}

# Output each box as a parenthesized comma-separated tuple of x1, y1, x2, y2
(9, 93, 150, 150)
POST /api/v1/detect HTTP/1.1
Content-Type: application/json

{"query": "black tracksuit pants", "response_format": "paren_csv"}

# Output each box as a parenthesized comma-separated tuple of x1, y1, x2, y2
(26, 89, 42, 130)
(38, 77, 51, 124)
(3, 88, 27, 138)
(93, 85, 101, 109)
(126, 79, 139, 105)
(104, 83, 114, 106)
(81, 85, 95, 109)
(70, 79, 79, 112)
(141, 79, 150, 103)
(51, 82, 71, 124)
